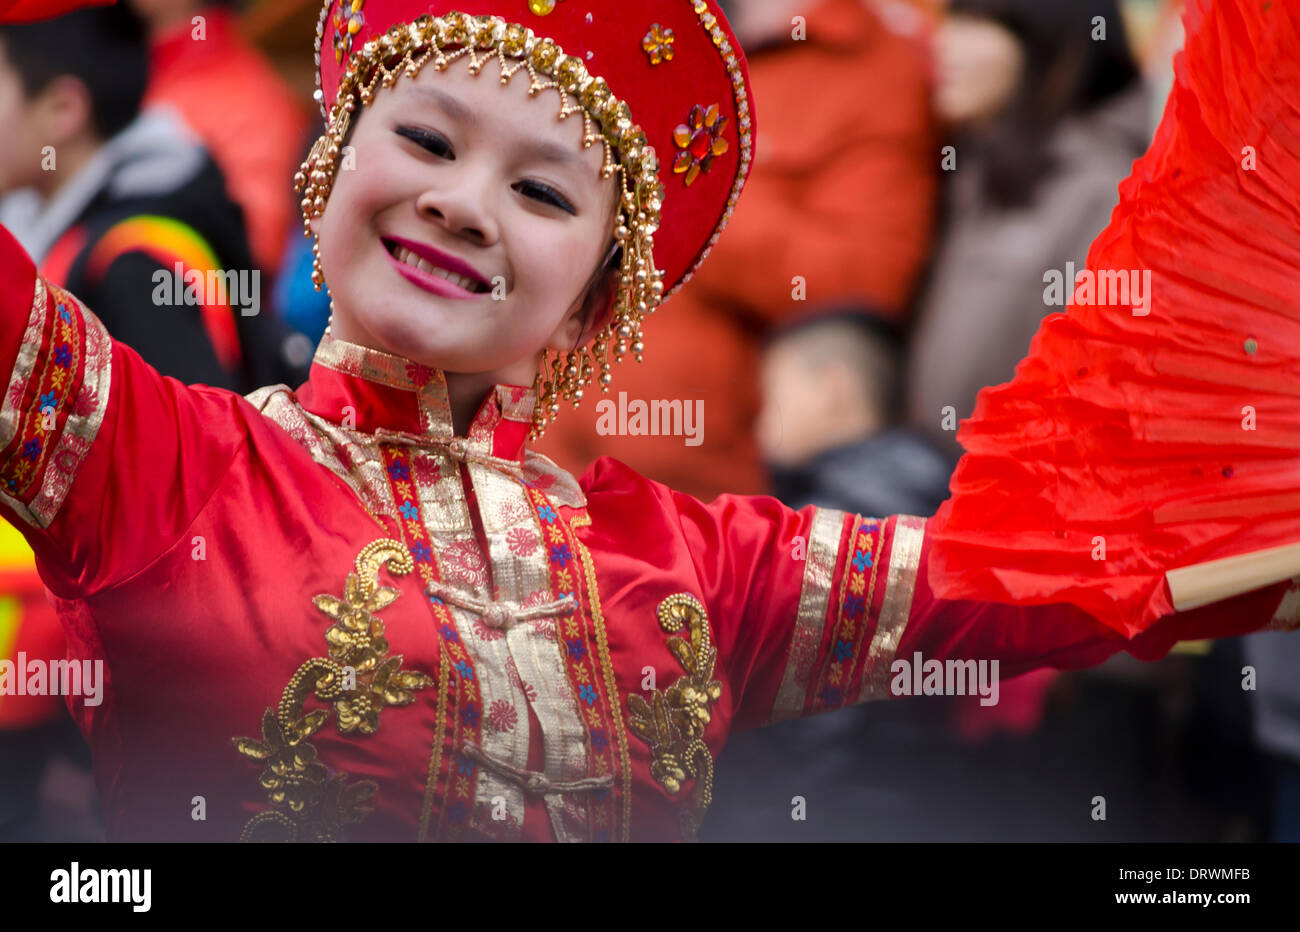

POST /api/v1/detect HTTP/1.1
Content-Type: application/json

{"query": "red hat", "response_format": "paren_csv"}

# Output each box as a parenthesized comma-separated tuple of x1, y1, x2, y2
(295, 1, 756, 436)
(0, 0, 113, 22)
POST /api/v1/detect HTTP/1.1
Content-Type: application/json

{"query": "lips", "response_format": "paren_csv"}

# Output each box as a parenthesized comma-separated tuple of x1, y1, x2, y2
(382, 236, 491, 294)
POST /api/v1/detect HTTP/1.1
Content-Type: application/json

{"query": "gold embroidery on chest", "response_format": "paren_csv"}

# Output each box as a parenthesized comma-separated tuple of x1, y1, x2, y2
(232, 540, 435, 841)
(626, 593, 722, 841)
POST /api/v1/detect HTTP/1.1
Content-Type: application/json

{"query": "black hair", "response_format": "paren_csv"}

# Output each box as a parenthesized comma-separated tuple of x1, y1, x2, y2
(765, 307, 904, 422)
(947, 0, 1141, 208)
(0, 5, 149, 142)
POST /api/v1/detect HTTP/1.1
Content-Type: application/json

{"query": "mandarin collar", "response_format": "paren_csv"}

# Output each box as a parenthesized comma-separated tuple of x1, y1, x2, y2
(295, 332, 536, 466)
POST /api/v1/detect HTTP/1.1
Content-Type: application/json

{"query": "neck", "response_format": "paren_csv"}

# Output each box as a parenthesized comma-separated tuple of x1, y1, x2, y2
(324, 316, 538, 437)
(37, 135, 100, 200)
(444, 370, 508, 436)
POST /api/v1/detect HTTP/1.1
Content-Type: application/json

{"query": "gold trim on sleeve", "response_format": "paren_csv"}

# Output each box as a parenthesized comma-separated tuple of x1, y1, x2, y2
(858, 516, 926, 702)
(770, 507, 845, 724)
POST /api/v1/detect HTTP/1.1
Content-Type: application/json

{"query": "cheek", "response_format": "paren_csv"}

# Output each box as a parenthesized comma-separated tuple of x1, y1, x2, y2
(511, 224, 598, 297)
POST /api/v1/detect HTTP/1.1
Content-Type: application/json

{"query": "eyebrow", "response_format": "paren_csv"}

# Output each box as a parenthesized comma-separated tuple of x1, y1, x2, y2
(400, 84, 586, 170)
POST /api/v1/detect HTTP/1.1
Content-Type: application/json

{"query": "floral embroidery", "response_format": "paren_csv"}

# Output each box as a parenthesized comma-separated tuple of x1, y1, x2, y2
(487, 699, 518, 733)
(549, 543, 573, 567)
(232, 539, 435, 842)
(471, 618, 505, 642)
(412, 454, 441, 485)
(506, 526, 540, 556)
(440, 538, 488, 587)
(626, 593, 721, 841)
(672, 103, 729, 187)
(495, 498, 532, 526)
(811, 520, 883, 715)
(642, 23, 675, 65)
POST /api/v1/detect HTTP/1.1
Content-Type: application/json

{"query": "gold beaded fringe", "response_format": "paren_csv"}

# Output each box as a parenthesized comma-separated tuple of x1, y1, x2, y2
(295, 11, 668, 440)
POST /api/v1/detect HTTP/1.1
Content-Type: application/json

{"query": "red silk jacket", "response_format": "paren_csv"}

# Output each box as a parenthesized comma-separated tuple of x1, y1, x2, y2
(0, 225, 1293, 842)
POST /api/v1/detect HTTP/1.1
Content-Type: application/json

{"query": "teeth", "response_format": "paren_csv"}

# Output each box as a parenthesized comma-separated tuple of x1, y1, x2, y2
(392, 245, 481, 293)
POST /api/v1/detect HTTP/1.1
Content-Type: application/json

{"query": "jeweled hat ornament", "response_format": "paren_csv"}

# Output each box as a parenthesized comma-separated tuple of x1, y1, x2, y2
(296, 0, 756, 439)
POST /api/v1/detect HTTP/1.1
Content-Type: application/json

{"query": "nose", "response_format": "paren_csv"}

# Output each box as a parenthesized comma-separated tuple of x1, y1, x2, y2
(414, 166, 500, 245)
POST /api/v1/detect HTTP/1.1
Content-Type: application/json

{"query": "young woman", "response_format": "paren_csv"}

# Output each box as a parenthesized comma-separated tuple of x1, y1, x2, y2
(0, 0, 1294, 843)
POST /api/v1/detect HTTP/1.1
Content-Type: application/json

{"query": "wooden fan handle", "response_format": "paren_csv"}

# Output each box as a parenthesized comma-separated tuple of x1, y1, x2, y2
(1166, 541, 1300, 611)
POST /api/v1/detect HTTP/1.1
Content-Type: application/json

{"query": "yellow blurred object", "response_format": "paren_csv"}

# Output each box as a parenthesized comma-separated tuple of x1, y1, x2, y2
(1170, 639, 1213, 656)
(0, 515, 35, 572)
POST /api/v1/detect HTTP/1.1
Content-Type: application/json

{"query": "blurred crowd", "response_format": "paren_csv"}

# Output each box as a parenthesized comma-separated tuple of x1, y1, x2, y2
(1, 0, 1297, 843)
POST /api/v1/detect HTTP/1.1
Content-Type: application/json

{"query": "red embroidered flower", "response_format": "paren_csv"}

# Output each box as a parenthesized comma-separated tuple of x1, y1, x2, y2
(495, 500, 532, 526)
(72, 386, 97, 417)
(672, 103, 729, 187)
(413, 454, 441, 485)
(7, 379, 24, 408)
(487, 699, 518, 733)
(506, 527, 540, 556)
(404, 359, 433, 387)
(441, 539, 488, 587)
(468, 405, 499, 443)
(471, 618, 505, 642)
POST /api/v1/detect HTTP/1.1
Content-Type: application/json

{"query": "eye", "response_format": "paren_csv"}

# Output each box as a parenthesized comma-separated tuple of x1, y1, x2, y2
(514, 180, 576, 215)
(396, 126, 453, 158)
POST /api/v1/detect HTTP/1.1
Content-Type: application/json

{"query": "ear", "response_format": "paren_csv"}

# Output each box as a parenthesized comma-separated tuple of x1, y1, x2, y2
(34, 74, 95, 145)
(552, 264, 619, 351)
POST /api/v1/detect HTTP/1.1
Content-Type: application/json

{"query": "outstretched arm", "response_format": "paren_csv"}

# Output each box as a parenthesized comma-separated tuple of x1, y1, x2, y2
(671, 496, 1295, 734)
(0, 224, 246, 599)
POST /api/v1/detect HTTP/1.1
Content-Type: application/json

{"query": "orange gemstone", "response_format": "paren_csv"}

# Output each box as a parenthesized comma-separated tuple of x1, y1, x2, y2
(689, 131, 710, 160)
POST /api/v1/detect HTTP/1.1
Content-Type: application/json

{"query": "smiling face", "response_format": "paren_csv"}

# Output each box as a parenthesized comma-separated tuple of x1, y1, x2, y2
(934, 13, 1025, 129)
(314, 53, 622, 387)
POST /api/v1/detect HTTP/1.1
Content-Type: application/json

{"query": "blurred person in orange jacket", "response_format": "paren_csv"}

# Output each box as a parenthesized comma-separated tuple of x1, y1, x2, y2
(536, 0, 939, 500)
(129, 0, 309, 278)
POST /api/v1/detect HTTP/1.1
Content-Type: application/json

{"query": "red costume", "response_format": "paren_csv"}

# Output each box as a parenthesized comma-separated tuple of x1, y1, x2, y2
(0, 241, 1291, 841)
(0, 0, 1294, 842)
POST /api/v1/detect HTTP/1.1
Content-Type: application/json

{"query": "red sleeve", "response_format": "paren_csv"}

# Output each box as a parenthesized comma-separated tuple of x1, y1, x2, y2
(666, 488, 1296, 733)
(0, 224, 246, 598)
(0, 0, 114, 23)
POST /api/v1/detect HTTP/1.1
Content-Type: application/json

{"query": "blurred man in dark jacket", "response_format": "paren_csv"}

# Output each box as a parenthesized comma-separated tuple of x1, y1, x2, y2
(0, 4, 299, 392)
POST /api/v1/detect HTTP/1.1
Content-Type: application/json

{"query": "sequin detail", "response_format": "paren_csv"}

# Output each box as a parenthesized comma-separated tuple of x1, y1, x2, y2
(232, 540, 435, 842)
(626, 592, 721, 841)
